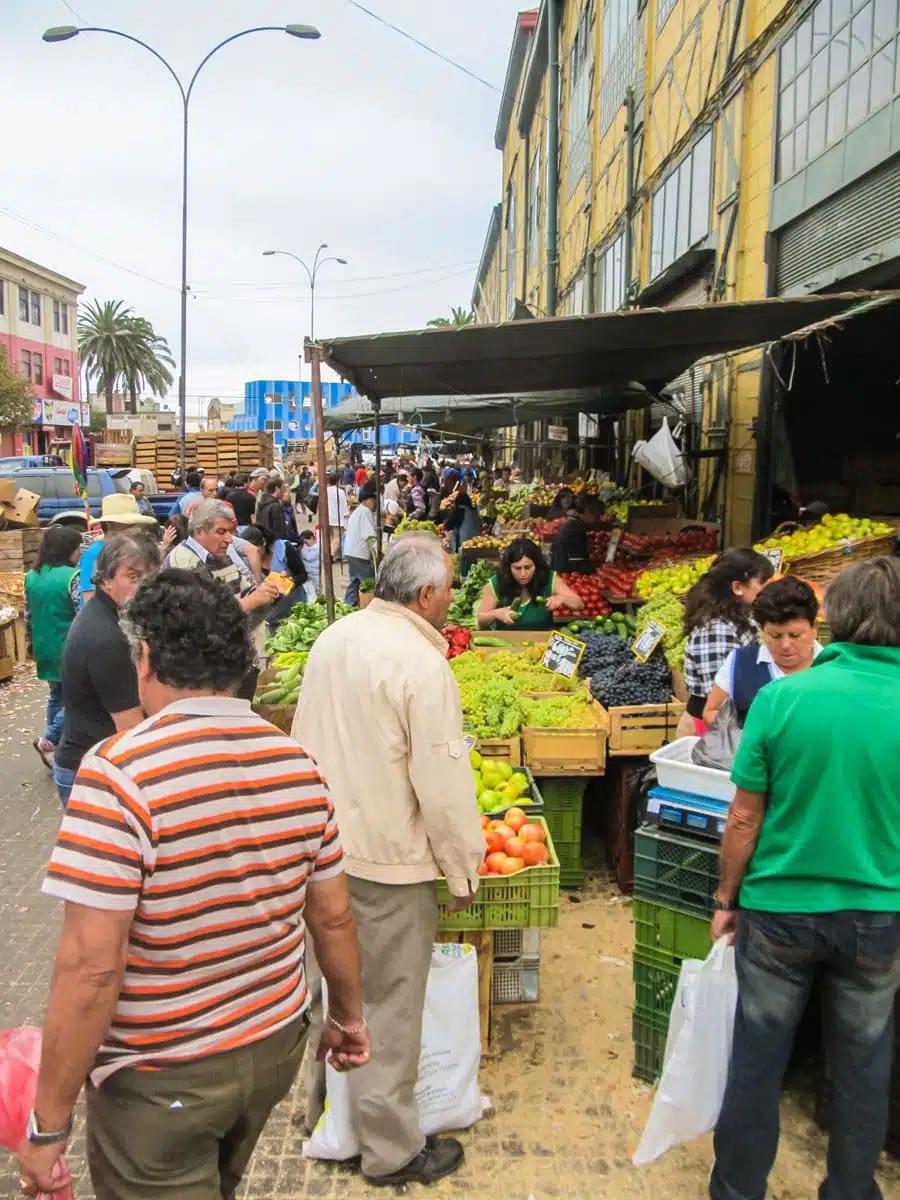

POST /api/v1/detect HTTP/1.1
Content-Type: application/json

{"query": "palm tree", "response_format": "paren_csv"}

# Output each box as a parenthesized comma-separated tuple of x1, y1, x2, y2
(78, 300, 174, 413)
(427, 306, 476, 328)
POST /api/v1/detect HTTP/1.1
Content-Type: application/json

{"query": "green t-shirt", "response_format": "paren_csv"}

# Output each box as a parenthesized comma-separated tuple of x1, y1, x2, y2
(732, 643, 900, 913)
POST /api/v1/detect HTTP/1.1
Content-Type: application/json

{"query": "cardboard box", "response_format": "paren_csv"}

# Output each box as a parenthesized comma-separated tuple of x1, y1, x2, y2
(0, 480, 15, 506)
(2, 489, 40, 528)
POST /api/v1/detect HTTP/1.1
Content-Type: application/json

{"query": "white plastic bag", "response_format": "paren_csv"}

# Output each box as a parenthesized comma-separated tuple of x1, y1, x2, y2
(304, 943, 485, 1161)
(632, 417, 688, 488)
(633, 938, 738, 1165)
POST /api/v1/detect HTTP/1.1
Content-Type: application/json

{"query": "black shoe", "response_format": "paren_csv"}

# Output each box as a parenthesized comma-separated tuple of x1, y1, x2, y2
(364, 1137, 464, 1187)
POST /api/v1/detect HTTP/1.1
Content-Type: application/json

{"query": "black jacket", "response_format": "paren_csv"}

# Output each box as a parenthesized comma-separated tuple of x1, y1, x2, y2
(255, 492, 287, 541)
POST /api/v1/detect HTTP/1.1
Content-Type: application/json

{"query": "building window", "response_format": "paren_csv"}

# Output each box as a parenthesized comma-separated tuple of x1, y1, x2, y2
(264, 419, 280, 432)
(777, 0, 900, 181)
(53, 357, 63, 375)
(30, 291, 41, 326)
(650, 131, 713, 278)
(597, 231, 627, 311)
(527, 145, 543, 268)
(33, 353, 43, 385)
(53, 299, 60, 332)
(657, 0, 678, 30)
(0, 280, 4, 316)
(505, 181, 518, 319)
(568, 1, 595, 193)
(61, 303, 69, 335)
(20, 350, 31, 380)
(62, 358, 71, 376)
(19, 287, 29, 322)
(601, 0, 638, 132)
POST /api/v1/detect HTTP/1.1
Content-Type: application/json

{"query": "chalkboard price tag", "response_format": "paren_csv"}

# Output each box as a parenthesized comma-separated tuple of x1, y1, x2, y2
(760, 548, 783, 573)
(542, 632, 586, 679)
(632, 620, 666, 663)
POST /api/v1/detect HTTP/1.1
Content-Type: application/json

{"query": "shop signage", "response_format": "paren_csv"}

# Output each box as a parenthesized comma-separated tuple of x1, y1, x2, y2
(547, 425, 568, 442)
(40, 399, 89, 427)
(632, 619, 666, 663)
(542, 632, 585, 679)
(760, 548, 783, 573)
(31, 400, 43, 424)
(52, 374, 74, 400)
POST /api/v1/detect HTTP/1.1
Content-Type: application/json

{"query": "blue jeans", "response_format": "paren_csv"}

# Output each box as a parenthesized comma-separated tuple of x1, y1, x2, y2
(711, 909, 900, 1200)
(52, 762, 78, 807)
(45, 682, 64, 746)
(343, 556, 375, 607)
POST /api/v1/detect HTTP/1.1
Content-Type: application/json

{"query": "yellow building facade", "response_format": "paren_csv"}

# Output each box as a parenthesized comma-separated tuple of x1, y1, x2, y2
(474, 0, 811, 542)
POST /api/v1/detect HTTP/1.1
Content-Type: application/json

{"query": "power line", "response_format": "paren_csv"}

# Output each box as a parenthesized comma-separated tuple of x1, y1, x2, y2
(346, 1, 501, 93)
(193, 265, 477, 304)
(192, 259, 479, 288)
(60, 0, 88, 22)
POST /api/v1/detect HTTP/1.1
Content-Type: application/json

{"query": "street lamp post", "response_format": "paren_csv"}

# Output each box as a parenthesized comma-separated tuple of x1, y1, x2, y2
(262, 245, 348, 343)
(44, 23, 321, 478)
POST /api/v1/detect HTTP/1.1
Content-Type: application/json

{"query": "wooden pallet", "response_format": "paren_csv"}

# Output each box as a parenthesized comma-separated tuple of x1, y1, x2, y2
(0, 530, 43, 571)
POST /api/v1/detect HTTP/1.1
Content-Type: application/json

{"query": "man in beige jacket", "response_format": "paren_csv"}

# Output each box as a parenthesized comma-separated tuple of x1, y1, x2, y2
(292, 534, 484, 1188)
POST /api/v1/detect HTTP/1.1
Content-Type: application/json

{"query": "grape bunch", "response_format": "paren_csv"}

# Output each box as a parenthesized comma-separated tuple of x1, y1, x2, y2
(578, 632, 634, 679)
(590, 652, 673, 708)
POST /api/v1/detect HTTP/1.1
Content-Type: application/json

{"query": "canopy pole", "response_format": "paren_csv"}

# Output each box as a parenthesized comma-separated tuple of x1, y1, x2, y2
(307, 339, 335, 624)
(374, 398, 383, 564)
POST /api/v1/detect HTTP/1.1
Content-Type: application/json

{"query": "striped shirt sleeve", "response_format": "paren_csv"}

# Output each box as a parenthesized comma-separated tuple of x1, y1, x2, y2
(308, 791, 344, 883)
(44, 751, 153, 912)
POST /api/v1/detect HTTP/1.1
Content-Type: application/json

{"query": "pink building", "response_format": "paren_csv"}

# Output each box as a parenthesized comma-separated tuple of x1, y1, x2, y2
(0, 248, 85, 457)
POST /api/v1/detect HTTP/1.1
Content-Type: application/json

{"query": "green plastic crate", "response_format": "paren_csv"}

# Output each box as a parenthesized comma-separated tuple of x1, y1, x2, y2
(559, 867, 585, 890)
(554, 838, 582, 872)
(437, 816, 560, 931)
(633, 954, 681, 1023)
(633, 827, 719, 919)
(539, 777, 585, 844)
(632, 1009, 670, 1084)
(633, 898, 711, 970)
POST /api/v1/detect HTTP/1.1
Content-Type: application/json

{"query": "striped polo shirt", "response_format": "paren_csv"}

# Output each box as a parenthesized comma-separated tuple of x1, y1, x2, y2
(43, 696, 343, 1084)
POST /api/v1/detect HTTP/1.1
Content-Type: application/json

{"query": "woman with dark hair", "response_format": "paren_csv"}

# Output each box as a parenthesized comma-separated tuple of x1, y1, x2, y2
(25, 526, 83, 767)
(703, 576, 822, 726)
(442, 482, 481, 551)
(547, 486, 576, 520)
(677, 547, 775, 736)
(476, 537, 584, 630)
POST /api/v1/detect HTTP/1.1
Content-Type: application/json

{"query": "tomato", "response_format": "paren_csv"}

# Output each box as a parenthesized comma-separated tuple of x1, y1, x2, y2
(485, 851, 508, 873)
(505, 836, 526, 858)
(478, 861, 490, 876)
(504, 807, 527, 832)
(485, 829, 507, 854)
(522, 842, 549, 866)
(499, 856, 526, 875)
(520, 822, 547, 844)
(492, 823, 514, 843)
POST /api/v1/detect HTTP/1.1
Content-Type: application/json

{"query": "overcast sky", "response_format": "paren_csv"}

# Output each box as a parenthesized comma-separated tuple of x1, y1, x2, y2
(3, 0, 523, 411)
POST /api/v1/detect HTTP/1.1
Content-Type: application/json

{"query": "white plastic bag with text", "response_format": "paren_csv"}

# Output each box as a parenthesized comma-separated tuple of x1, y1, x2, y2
(304, 943, 485, 1161)
(632, 417, 688, 488)
(633, 938, 738, 1165)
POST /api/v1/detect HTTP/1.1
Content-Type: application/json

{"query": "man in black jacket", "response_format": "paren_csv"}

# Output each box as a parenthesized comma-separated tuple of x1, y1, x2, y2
(255, 480, 288, 541)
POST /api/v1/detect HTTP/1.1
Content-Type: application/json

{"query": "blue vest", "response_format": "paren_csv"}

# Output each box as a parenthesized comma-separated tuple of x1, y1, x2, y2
(731, 643, 774, 724)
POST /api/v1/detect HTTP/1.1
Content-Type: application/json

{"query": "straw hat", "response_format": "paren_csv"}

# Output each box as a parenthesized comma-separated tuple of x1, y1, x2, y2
(95, 494, 158, 526)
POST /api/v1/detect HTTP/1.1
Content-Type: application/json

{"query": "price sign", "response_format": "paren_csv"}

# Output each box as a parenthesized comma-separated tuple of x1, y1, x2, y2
(542, 632, 585, 679)
(632, 619, 666, 663)
(605, 530, 622, 564)
(761, 548, 783, 573)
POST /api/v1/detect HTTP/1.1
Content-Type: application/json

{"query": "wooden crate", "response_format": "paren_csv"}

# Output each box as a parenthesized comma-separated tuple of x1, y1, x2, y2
(603, 696, 685, 757)
(0, 570, 25, 612)
(0, 530, 43, 571)
(478, 736, 522, 766)
(522, 704, 609, 775)
(0, 623, 14, 681)
(435, 931, 495, 1056)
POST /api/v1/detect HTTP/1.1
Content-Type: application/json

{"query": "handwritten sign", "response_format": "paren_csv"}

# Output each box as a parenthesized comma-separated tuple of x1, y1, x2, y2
(632, 619, 666, 663)
(760, 548, 783, 573)
(542, 632, 585, 679)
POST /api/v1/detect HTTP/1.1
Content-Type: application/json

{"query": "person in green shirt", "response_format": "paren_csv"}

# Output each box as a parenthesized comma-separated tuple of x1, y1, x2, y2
(24, 526, 83, 768)
(709, 556, 900, 1200)
(476, 538, 584, 631)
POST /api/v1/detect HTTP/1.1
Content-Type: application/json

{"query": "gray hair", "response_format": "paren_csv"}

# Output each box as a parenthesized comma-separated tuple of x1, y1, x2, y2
(95, 531, 161, 584)
(189, 499, 236, 534)
(824, 556, 900, 647)
(374, 534, 449, 605)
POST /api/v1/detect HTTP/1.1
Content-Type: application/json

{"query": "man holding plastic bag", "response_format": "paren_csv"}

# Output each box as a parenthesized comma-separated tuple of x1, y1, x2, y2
(708, 559, 900, 1200)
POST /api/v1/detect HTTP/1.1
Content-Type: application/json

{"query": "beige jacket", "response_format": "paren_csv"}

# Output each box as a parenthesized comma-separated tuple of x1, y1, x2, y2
(291, 599, 485, 896)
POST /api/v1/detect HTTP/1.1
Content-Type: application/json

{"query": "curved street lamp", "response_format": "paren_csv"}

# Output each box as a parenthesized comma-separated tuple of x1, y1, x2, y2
(44, 23, 321, 475)
(262, 244, 348, 343)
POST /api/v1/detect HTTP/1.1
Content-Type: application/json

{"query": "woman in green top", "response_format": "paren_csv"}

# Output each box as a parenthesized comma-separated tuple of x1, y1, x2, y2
(24, 526, 82, 767)
(476, 537, 584, 630)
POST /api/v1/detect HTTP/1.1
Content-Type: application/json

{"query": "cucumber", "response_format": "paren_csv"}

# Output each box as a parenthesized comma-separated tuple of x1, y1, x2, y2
(473, 637, 507, 647)
(257, 687, 285, 706)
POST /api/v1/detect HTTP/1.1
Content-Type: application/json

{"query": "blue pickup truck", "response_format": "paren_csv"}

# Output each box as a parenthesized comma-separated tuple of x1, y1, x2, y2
(0, 465, 183, 528)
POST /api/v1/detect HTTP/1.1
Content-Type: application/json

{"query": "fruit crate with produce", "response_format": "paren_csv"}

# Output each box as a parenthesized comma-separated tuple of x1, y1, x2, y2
(756, 513, 896, 586)
(253, 654, 308, 734)
(520, 693, 609, 776)
(579, 632, 684, 756)
(470, 754, 544, 818)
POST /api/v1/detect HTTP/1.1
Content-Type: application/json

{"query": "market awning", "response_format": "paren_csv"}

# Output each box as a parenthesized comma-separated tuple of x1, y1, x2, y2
(320, 291, 900, 401)
(323, 383, 653, 436)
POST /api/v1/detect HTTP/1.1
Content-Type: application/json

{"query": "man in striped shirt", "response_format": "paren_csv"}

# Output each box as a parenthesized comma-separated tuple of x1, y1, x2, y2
(17, 569, 369, 1200)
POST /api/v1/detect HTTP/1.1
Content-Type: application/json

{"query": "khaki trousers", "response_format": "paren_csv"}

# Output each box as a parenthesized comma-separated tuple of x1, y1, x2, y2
(86, 1018, 308, 1200)
(304, 876, 437, 1177)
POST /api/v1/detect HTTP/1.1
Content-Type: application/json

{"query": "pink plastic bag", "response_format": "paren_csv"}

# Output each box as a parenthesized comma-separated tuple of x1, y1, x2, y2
(0, 1027, 75, 1199)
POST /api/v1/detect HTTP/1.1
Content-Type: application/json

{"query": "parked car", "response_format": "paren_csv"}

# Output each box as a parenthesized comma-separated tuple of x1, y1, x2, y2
(0, 466, 126, 527)
(0, 455, 65, 470)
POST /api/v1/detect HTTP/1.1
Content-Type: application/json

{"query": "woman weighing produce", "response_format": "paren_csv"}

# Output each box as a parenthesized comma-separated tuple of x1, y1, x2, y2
(675, 547, 775, 738)
(477, 537, 584, 630)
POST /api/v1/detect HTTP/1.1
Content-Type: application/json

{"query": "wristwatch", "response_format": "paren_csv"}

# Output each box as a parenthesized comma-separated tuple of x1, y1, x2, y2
(713, 897, 738, 912)
(26, 1109, 72, 1146)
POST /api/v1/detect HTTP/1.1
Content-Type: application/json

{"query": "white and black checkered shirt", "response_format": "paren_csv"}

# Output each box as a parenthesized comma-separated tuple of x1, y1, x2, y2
(685, 619, 758, 698)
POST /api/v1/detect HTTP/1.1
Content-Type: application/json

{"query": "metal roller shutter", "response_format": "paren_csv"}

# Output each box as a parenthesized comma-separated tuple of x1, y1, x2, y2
(649, 273, 711, 429)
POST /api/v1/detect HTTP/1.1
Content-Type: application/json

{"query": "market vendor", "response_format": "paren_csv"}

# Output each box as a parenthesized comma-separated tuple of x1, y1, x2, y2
(702, 576, 822, 726)
(476, 537, 584, 630)
(675, 548, 774, 738)
(551, 497, 594, 574)
(546, 486, 576, 519)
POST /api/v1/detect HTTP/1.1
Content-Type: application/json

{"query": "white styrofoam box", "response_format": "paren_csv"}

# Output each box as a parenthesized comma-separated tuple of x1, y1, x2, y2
(649, 737, 736, 804)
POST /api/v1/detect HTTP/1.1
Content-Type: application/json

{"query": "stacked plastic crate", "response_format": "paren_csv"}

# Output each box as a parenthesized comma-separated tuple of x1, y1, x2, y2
(492, 929, 542, 1004)
(631, 738, 733, 1083)
(538, 778, 587, 889)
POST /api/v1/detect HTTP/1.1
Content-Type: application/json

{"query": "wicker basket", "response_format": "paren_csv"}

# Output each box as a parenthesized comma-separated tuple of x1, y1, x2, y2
(786, 534, 896, 586)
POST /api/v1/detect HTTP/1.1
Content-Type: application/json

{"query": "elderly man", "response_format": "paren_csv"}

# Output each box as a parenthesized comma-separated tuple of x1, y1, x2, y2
(18, 569, 369, 1200)
(53, 532, 161, 806)
(710, 556, 900, 1200)
(165, 499, 278, 698)
(294, 534, 484, 1188)
(342, 480, 378, 606)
